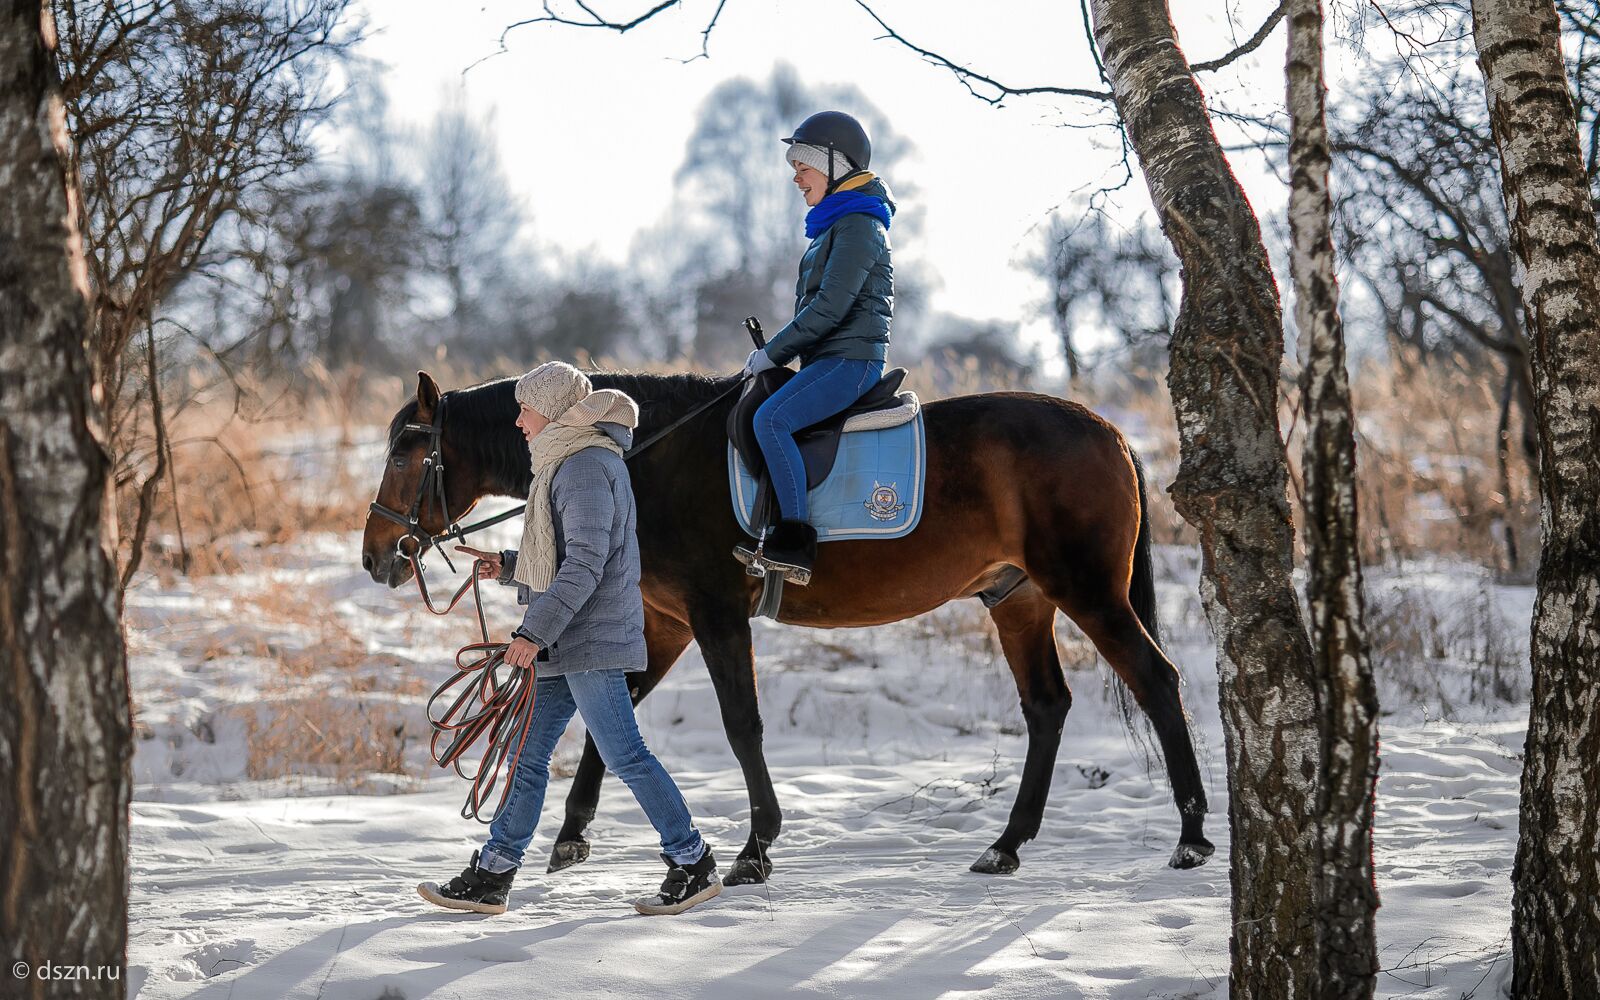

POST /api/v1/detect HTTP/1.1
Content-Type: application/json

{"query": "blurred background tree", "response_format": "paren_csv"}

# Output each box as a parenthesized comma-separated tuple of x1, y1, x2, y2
(632, 63, 928, 367)
(1028, 210, 1176, 387)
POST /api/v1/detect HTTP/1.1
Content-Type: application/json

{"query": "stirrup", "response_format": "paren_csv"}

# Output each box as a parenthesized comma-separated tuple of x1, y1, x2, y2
(732, 532, 811, 587)
(733, 549, 811, 587)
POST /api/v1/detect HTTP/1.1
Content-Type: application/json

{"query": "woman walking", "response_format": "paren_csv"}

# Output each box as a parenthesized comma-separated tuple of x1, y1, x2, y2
(742, 110, 896, 582)
(417, 361, 720, 917)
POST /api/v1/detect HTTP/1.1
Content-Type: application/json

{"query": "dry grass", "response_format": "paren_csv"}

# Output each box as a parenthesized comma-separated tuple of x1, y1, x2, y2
(124, 360, 382, 580)
(1340, 360, 1537, 579)
(235, 685, 419, 789)
(206, 572, 431, 788)
(1365, 578, 1525, 714)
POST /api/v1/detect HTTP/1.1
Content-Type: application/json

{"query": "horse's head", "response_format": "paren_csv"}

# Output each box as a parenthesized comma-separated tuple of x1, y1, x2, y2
(361, 371, 493, 587)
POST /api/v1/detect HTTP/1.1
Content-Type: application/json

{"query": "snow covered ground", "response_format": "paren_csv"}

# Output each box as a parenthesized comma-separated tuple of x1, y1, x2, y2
(122, 526, 1531, 999)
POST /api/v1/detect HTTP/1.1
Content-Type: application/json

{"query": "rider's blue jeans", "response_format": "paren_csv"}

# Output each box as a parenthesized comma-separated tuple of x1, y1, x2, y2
(753, 357, 886, 523)
(478, 668, 705, 872)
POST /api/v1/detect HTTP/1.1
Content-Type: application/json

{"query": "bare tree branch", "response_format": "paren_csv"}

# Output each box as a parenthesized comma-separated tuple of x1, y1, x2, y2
(1079, 0, 1110, 85)
(1191, 0, 1289, 72)
(854, 1, 1111, 104)
(120, 316, 170, 590)
(471, 0, 724, 71)
(858, 0, 1288, 105)
(688, 0, 730, 62)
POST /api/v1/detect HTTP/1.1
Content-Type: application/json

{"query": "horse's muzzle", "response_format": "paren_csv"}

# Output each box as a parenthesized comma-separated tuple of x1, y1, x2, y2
(362, 550, 413, 588)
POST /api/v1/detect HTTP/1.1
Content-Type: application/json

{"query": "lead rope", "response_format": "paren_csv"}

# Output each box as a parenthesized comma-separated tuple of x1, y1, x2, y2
(402, 544, 537, 823)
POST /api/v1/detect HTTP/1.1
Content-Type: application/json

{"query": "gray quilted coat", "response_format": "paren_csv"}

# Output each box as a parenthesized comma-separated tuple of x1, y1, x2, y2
(496, 421, 646, 675)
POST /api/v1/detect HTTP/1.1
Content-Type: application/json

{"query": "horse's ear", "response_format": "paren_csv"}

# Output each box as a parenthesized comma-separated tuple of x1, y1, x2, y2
(416, 371, 441, 419)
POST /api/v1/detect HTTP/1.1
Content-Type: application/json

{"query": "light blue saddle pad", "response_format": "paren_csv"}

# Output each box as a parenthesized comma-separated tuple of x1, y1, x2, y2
(728, 411, 926, 542)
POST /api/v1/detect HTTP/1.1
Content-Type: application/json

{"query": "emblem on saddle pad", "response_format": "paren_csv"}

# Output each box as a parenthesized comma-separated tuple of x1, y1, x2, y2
(863, 480, 906, 521)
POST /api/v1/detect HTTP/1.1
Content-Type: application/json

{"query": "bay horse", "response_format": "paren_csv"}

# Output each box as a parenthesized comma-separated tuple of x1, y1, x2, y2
(361, 369, 1213, 884)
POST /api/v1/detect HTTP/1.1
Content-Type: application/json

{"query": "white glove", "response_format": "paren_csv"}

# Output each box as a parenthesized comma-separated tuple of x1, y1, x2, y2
(743, 348, 778, 376)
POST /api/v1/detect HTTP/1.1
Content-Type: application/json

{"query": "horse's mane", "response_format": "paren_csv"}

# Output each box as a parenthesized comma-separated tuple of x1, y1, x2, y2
(387, 369, 742, 492)
(585, 369, 743, 431)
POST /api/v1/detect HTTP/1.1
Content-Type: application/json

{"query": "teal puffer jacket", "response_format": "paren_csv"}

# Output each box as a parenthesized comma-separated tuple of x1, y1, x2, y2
(763, 178, 895, 368)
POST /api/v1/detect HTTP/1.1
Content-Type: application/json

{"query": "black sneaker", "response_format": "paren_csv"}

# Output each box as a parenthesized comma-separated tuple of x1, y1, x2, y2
(758, 520, 817, 585)
(417, 850, 517, 915)
(633, 849, 722, 916)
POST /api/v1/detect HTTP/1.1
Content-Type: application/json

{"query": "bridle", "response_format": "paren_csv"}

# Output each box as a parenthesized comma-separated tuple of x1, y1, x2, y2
(367, 393, 521, 590)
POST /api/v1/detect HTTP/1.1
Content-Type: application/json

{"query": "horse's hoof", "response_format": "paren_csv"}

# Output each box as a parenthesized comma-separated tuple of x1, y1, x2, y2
(723, 856, 772, 886)
(1168, 840, 1215, 870)
(547, 838, 591, 873)
(969, 847, 1020, 875)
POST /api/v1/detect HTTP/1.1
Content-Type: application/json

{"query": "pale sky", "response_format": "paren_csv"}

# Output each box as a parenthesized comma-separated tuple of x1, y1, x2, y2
(355, 1, 1296, 366)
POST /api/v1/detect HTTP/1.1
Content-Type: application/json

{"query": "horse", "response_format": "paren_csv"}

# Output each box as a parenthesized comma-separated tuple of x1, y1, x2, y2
(361, 369, 1213, 885)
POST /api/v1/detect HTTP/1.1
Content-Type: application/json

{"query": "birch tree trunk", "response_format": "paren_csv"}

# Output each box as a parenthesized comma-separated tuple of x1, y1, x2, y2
(1287, 0, 1380, 996)
(1087, 1, 1320, 996)
(0, 3, 131, 997)
(1471, 1, 1600, 994)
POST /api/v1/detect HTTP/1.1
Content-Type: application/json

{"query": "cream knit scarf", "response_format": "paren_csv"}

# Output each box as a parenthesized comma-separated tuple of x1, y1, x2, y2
(513, 391, 636, 591)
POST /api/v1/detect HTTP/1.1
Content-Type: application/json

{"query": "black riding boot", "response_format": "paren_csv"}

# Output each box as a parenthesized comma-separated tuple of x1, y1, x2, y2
(761, 519, 817, 585)
(417, 850, 517, 914)
(633, 849, 722, 915)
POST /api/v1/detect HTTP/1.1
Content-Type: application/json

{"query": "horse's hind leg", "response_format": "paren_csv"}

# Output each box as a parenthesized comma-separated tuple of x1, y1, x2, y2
(548, 607, 693, 872)
(1037, 573, 1214, 869)
(971, 585, 1072, 875)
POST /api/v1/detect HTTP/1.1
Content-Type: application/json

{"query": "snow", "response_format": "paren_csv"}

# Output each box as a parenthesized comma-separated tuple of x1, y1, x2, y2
(124, 532, 1528, 999)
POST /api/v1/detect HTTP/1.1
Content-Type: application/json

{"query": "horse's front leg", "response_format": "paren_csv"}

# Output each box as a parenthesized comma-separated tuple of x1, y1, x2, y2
(547, 606, 693, 872)
(689, 600, 781, 886)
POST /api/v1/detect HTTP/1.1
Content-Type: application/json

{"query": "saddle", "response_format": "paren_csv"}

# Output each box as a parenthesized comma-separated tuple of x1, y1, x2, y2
(726, 366, 913, 491)
(726, 365, 926, 618)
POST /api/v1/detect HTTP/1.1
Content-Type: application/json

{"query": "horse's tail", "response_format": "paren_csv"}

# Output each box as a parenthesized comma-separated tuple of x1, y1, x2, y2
(1128, 447, 1162, 651)
(1109, 446, 1161, 768)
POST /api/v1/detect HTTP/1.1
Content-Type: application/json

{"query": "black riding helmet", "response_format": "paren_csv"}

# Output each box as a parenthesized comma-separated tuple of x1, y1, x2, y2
(783, 111, 871, 193)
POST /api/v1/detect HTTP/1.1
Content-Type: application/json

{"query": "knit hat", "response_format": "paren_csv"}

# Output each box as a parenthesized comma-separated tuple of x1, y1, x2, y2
(786, 142, 856, 180)
(513, 361, 639, 428)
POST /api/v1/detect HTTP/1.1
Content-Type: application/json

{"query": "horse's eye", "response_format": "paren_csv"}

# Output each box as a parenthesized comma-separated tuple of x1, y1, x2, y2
(390, 456, 408, 470)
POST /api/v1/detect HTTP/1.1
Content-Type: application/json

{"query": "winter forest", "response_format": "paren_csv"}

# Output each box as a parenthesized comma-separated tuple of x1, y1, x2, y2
(2, 0, 1599, 998)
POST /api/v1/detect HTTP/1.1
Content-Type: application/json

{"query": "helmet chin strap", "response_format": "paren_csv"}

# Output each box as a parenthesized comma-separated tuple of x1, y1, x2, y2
(822, 143, 866, 197)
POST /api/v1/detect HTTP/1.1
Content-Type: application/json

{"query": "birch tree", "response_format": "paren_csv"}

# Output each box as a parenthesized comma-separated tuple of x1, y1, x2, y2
(0, 2, 131, 997)
(1085, 1, 1321, 995)
(1471, 0, 1600, 993)
(1287, 0, 1380, 996)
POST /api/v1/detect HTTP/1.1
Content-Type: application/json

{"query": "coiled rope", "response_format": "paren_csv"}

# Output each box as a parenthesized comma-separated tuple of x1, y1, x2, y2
(401, 542, 537, 823)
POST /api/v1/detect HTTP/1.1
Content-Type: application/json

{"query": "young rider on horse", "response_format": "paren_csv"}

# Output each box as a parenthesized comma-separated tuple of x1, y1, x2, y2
(741, 110, 895, 581)
(419, 362, 721, 917)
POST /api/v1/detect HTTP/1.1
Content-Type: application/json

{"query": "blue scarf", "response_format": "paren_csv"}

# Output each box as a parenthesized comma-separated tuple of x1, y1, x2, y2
(804, 190, 892, 240)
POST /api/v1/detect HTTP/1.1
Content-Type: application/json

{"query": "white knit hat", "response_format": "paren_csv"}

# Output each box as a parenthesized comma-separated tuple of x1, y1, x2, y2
(514, 361, 639, 427)
(786, 142, 855, 180)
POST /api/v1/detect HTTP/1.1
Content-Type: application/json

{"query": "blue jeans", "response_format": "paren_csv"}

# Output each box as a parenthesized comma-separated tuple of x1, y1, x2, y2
(753, 357, 886, 522)
(479, 669, 705, 872)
